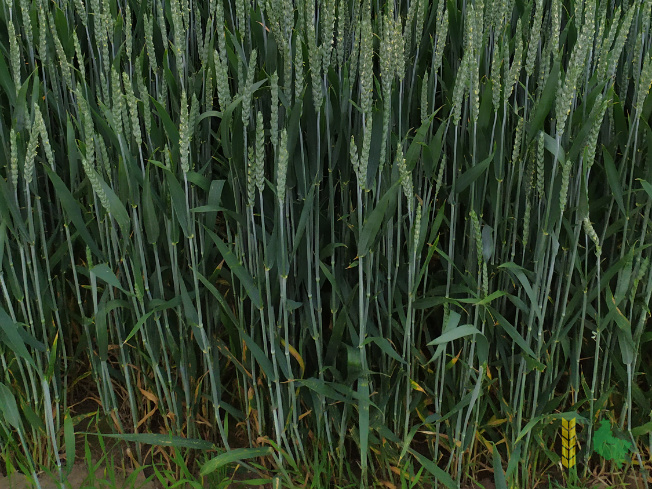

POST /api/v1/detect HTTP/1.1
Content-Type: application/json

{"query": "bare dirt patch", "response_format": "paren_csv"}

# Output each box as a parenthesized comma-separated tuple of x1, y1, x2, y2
(0, 464, 156, 489)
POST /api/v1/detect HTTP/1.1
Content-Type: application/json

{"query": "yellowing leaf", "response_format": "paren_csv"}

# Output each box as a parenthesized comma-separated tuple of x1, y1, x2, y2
(280, 338, 305, 377)
(410, 380, 426, 393)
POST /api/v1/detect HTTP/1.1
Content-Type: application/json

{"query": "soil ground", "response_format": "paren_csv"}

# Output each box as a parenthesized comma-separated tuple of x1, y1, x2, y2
(0, 464, 156, 489)
(1, 456, 649, 488)
(1, 470, 648, 489)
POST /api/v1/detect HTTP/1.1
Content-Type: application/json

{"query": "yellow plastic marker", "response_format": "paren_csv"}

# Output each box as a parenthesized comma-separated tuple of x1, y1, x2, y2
(561, 417, 576, 469)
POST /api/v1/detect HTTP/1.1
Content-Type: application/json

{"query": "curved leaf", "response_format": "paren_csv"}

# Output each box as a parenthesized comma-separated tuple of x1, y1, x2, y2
(200, 447, 273, 476)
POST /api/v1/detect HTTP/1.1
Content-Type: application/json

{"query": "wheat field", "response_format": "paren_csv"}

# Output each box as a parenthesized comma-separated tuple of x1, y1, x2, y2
(0, 0, 651, 486)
